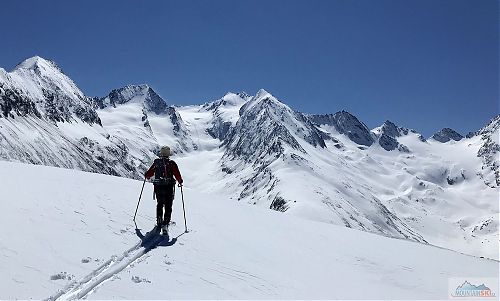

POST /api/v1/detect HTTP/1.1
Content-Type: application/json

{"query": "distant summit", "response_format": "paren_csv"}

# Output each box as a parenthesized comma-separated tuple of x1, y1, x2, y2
(13, 56, 62, 73)
(431, 128, 463, 143)
(96, 83, 195, 152)
(309, 111, 375, 146)
(477, 114, 500, 137)
(0, 55, 99, 124)
(96, 84, 170, 115)
(239, 88, 280, 115)
(224, 88, 326, 163)
(370, 120, 423, 151)
(203, 92, 248, 141)
(373, 120, 424, 140)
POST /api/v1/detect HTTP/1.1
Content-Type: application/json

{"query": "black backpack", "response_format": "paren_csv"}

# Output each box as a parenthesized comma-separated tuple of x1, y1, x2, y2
(153, 158, 175, 186)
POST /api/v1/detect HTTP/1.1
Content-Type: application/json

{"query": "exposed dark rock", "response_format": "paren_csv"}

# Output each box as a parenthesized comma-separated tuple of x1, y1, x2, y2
(377, 120, 425, 142)
(379, 134, 399, 151)
(431, 128, 464, 143)
(476, 115, 500, 187)
(0, 83, 41, 118)
(270, 196, 289, 212)
(309, 111, 374, 146)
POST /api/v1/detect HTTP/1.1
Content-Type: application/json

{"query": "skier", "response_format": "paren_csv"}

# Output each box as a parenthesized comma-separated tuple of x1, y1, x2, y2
(145, 146, 183, 235)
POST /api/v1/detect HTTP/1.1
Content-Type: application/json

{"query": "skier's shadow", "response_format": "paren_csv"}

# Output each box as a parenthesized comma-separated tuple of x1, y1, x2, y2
(135, 227, 181, 252)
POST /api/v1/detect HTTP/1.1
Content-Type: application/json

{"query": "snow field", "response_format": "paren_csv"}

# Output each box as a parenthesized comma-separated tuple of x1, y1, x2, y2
(0, 161, 497, 299)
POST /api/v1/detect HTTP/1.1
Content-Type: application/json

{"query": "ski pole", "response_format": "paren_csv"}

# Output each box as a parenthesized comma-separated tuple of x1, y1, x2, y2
(180, 185, 188, 232)
(133, 178, 146, 225)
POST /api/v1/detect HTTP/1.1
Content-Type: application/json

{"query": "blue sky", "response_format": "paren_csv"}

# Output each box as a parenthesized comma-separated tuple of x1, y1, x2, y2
(0, 0, 497, 136)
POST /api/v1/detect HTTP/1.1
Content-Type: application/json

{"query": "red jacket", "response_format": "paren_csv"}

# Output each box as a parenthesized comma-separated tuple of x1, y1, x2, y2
(145, 158, 183, 184)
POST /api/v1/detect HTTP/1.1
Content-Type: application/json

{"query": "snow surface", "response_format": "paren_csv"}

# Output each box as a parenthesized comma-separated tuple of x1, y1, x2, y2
(0, 161, 497, 300)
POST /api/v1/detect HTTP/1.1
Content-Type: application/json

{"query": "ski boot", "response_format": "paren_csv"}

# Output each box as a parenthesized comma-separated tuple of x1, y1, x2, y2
(155, 217, 163, 233)
(161, 222, 169, 236)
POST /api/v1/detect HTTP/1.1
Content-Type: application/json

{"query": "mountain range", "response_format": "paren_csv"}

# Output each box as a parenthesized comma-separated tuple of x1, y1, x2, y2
(0, 56, 498, 259)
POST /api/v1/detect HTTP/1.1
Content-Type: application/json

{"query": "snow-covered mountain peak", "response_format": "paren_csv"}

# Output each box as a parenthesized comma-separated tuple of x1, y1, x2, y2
(0, 56, 99, 124)
(202, 92, 249, 141)
(430, 128, 464, 143)
(255, 88, 272, 99)
(11, 56, 72, 90)
(372, 120, 424, 141)
(374, 120, 401, 137)
(239, 88, 286, 115)
(96, 84, 195, 153)
(13, 56, 62, 73)
(223, 89, 326, 165)
(369, 120, 424, 151)
(219, 92, 248, 107)
(0, 68, 7, 81)
(121, 83, 150, 92)
(236, 91, 252, 100)
(477, 114, 500, 137)
(8, 56, 83, 99)
(202, 92, 248, 115)
(102, 84, 150, 104)
(309, 111, 375, 146)
(97, 84, 170, 115)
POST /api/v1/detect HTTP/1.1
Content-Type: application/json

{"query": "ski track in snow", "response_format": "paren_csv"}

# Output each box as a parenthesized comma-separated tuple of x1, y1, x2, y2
(46, 229, 170, 300)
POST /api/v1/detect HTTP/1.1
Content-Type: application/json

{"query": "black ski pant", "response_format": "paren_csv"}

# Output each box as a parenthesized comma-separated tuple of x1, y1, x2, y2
(155, 184, 175, 226)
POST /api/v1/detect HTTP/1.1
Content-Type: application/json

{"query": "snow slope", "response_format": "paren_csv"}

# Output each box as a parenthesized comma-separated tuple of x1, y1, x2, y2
(0, 115, 147, 178)
(0, 161, 497, 300)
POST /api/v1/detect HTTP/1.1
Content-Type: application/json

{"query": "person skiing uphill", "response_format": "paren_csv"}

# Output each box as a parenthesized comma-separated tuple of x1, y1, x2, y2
(145, 146, 183, 235)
